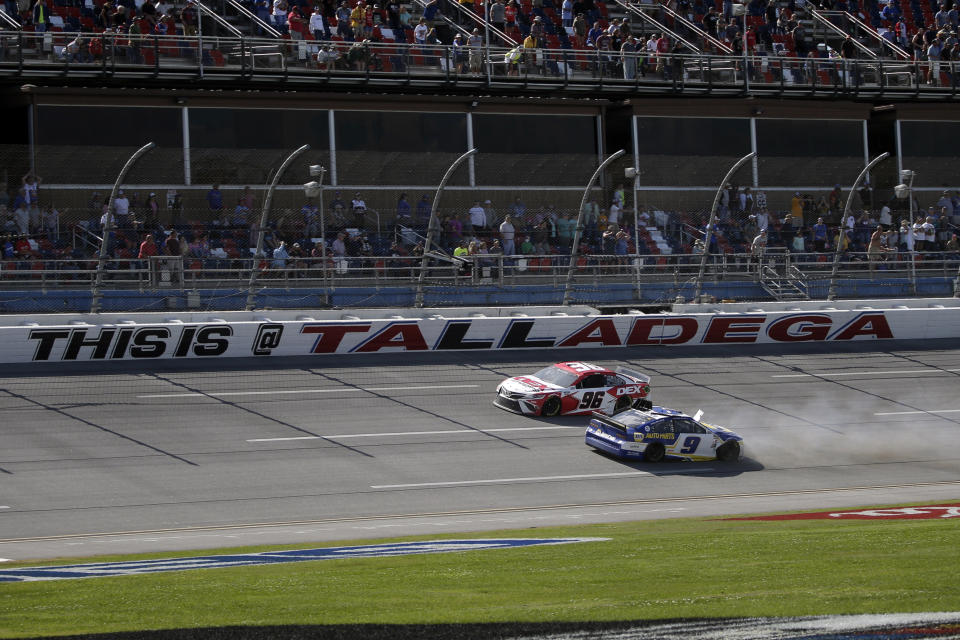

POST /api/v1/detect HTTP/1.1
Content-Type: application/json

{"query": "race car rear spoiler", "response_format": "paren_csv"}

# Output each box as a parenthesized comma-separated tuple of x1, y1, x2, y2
(615, 366, 650, 384)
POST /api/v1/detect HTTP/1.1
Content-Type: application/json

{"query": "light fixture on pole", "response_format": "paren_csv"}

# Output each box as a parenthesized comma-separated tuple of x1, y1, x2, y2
(304, 163, 328, 270)
(894, 169, 916, 296)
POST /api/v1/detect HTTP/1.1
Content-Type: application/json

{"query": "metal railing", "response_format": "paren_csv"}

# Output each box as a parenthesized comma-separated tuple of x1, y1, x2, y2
(1, 250, 957, 293)
(2, 31, 956, 98)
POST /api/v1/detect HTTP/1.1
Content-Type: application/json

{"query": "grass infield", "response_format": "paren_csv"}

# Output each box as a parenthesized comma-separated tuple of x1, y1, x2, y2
(1, 509, 959, 638)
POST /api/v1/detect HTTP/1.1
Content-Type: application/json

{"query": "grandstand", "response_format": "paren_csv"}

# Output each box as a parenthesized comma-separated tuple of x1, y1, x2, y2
(0, 0, 958, 311)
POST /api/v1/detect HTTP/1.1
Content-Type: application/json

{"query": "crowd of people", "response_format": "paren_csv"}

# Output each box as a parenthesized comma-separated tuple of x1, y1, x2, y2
(4, 0, 959, 86)
(3, 173, 959, 281)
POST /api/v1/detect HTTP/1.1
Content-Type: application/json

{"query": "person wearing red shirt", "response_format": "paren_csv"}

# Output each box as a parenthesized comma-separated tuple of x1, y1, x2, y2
(138, 234, 158, 263)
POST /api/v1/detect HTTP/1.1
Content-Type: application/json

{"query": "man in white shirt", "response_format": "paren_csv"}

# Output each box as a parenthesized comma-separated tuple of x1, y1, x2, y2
(922, 215, 937, 250)
(309, 6, 326, 40)
(468, 201, 486, 232)
(913, 219, 925, 251)
(608, 201, 621, 226)
(113, 190, 130, 228)
(499, 214, 516, 255)
(878, 202, 892, 226)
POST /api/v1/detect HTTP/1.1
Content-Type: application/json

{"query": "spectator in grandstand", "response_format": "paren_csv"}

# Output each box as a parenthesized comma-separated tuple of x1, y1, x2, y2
(349, 1, 365, 35)
(483, 200, 497, 227)
(272, 0, 289, 32)
(468, 28, 483, 72)
(922, 215, 937, 250)
(13, 200, 30, 235)
(414, 193, 431, 222)
(309, 5, 326, 40)
(334, 1, 352, 39)
(621, 35, 639, 79)
(207, 184, 223, 216)
(572, 13, 587, 48)
(421, 0, 439, 23)
(898, 218, 913, 252)
(138, 233, 158, 264)
(451, 33, 467, 73)
(468, 200, 487, 234)
(413, 16, 428, 43)
(178, 1, 196, 35)
(301, 198, 319, 238)
(31, 0, 49, 32)
(927, 35, 943, 84)
(441, 216, 463, 251)
(350, 192, 367, 228)
(272, 240, 289, 268)
(499, 214, 516, 255)
(40, 204, 58, 242)
(113, 190, 130, 228)
(287, 5, 305, 39)
(556, 212, 575, 249)
(21, 172, 40, 211)
(490, 0, 506, 34)
(65, 36, 93, 64)
(395, 192, 411, 224)
(812, 217, 828, 252)
(520, 31, 536, 71)
(912, 217, 924, 250)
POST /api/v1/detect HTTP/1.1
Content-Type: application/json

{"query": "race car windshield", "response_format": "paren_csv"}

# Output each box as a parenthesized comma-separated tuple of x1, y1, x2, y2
(532, 365, 579, 387)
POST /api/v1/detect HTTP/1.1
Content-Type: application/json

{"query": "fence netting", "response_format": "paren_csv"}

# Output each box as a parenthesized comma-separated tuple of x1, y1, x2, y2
(1, 144, 957, 314)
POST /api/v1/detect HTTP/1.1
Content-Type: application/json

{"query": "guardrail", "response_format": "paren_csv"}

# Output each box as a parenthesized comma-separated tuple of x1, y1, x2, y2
(1, 251, 957, 294)
(1, 31, 956, 98)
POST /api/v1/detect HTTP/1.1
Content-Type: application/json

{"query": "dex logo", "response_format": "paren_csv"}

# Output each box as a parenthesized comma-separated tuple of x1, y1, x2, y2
(253, 323, 284, 356)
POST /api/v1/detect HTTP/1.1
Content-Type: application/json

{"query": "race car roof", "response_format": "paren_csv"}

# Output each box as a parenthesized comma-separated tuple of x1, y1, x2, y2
(555, 362, 610, 373)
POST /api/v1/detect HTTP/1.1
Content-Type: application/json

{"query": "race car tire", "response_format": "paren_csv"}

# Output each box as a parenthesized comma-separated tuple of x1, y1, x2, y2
(716, 441, 741, 462)
(644, 442, 665, 463)
(541, 395, 562, 417)
(613, 396, 632, 414)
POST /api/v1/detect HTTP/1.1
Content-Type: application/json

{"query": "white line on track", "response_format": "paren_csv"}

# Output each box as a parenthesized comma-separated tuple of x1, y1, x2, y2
(875, 409, 960, 416)
(772, 368, 960, 378)
(371, 469, 717, 489)
(138, 384, 479, 399)
(0, 506, 9, 510)
(247, 425, 579, 442)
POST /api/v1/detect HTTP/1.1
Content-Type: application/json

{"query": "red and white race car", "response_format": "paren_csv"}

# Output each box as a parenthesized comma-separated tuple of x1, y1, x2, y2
(494, 361, 651, 417)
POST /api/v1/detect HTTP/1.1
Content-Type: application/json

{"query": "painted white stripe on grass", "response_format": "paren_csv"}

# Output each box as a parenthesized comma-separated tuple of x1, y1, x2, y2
(139, 384, 479, 399)
(248, 425, 580, 442)
(875, 409, 960, 416)
(773, 368, 960, 378)
(371, 469, 717, 489)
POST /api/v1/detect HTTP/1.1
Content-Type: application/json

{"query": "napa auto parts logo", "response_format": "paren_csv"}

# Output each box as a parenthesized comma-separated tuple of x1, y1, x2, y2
(732, 504, 960, 521)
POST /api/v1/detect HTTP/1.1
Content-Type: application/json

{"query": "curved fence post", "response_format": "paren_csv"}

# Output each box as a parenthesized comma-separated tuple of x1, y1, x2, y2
(414, 148, 478, 308)
(692, 151, 756, 303)
(562, 149, 626, 306)
(245, 144, 310, 311)
(827, 152, 890, 301)
(90, 142, 156, 314)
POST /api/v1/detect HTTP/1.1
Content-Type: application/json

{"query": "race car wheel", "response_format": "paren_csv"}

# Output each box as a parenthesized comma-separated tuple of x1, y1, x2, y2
(613, 396, 632, 414)
(644, 442, 665, 463)
(541, 395, 562, 417)
(716, 441, 741, 462)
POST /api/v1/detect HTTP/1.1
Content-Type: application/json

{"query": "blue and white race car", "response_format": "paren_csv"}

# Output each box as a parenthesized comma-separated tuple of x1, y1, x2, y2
(585, 404, 744, 462)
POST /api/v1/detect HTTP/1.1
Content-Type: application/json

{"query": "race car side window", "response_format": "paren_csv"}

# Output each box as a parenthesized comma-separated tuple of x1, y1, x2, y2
(674, 418, 704, 433)
(651, 419, 674, 434)
(605, 375, 625, 386)
(578, 374, 605, 389)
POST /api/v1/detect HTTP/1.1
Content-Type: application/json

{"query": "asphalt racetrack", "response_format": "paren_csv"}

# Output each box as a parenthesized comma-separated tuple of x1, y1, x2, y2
(2, 340, 959, 561)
